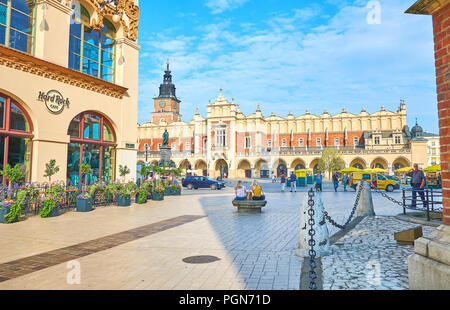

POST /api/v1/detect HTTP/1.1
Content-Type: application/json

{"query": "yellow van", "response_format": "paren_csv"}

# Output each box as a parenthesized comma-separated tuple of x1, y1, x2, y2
(350, 172, 400, 192)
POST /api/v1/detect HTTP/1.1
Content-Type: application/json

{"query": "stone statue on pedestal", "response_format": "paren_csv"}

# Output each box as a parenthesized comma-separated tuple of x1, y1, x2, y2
(163, 129, 169, 146)
(159, 129, 176, 168)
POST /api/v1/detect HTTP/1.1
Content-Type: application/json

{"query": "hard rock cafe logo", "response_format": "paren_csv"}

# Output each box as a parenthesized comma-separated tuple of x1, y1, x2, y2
(37, 90, 70, 114)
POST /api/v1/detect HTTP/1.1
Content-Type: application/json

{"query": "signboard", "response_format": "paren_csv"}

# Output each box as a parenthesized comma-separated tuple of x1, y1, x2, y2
(38, 90, 70, 114)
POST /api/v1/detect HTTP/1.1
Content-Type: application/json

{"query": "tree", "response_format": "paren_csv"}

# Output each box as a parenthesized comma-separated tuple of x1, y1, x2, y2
(138, 164, 148, 185)
(80, 163, 92, 190)
(318, 148, 345, 179)
(119, 165, 130, 182)
(44, 160, 60, 187)
(1, 164, 25, 198)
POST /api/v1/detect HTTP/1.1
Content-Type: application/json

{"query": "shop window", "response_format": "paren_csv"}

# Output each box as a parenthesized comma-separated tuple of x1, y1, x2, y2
(0, 96, 4, 128)
(0, 0, 35, 54)
(69, 1, 116, 83)
(67, 111, 116, 187)
(83, 114, 100, 140)
(68, 115, 80, 138)
(0, 94, 33, 184)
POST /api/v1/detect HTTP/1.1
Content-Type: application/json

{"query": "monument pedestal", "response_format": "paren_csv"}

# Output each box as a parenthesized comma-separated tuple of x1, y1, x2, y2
(159, 146, 176, 168)
(408, 225, 450, 289)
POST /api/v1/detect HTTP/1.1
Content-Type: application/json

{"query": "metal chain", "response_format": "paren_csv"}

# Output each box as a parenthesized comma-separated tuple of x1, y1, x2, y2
(369, 184, 404, 207)
(323, 181, 364, 230)
(307, 189, 318, 290)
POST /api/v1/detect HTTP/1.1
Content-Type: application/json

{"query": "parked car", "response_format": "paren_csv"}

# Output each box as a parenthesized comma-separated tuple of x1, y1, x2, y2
(182, 176, 225, 190)
(351, 172, 400, 192)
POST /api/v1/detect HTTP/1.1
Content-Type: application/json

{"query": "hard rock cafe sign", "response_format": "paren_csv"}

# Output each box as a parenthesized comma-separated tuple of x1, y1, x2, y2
(37, 90, 70, 114)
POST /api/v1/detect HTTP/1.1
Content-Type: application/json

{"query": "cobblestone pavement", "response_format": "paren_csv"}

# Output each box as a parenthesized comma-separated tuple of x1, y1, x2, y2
(322, 216, 436, 290)
(0, 179, 437, 290)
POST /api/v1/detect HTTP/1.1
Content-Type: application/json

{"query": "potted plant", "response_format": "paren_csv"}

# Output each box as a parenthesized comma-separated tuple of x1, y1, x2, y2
(135, 188, 147, 204)
(153, 181, 165, 201)
(1, 164, 25, 199)
(142, 181, 154, 200)
(40, 159, 60, 218)
(171, 183, 182, 196)
(77, 164, 93, 212)
(117, 187, 131, 207)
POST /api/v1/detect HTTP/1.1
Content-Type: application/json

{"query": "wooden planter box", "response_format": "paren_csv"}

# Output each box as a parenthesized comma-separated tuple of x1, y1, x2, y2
(76, 198, 93, 213)
(117, 195, 131, 207)
(152, 192, 165, 201)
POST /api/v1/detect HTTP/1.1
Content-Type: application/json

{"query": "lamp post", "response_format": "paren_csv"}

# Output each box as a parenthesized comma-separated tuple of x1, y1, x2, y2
(144, 144, 150, 163)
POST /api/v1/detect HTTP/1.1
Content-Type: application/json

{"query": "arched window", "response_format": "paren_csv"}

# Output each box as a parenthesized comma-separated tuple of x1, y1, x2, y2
(69, 1, 116, 82)
(67, 112, 116, 186)
(0, 0, 35, 54)
(0, 92, 33, 184)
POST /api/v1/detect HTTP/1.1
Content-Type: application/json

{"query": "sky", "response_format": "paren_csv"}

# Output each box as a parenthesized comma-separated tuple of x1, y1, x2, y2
(137, 0, 438, 133)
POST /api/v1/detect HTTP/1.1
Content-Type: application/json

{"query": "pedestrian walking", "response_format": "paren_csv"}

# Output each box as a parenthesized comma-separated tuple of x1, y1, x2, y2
(315, 173, 322, 192)
(332, 172, 339, 192)
(280, 174, 286, 192)
(407, 164, 428, 208)
(343, 173, 349, 192)
(290, 171, 297, 192)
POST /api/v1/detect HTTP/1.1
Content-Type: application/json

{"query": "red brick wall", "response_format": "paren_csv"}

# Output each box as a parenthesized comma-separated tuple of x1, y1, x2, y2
(433, 3, 450, 225)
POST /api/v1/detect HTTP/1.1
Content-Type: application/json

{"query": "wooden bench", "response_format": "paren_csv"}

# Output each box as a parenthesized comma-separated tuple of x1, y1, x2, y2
(232, 200, 267, 212)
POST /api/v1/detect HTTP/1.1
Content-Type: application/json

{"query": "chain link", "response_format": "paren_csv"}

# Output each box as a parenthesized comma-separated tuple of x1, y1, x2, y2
(307, 189, 318, 290)
(323, 181, 364, 230)
(369, 184, 404, 207)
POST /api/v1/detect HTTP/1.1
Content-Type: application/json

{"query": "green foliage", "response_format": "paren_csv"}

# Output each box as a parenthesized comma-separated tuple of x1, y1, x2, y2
(142, 181, 154, 193)
(136, 189, 147, 204)
(1, 164, 25, 184)
(40, 200, 57, 218)
(45, 184, 65, 202)
(318, 148, 346, 178)
(119, 165, 131, 178)
(44, 160, 60, 184)
(3, 190, 27, 223)
(81, 164, 92, 175)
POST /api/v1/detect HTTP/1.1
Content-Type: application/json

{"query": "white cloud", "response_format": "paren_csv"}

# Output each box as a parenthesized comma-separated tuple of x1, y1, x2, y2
(205, 0, 249, 14)
(139, 0, 437, 131)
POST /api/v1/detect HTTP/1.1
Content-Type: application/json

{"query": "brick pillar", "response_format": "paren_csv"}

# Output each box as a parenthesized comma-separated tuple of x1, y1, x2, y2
(434, 3, 450, 225)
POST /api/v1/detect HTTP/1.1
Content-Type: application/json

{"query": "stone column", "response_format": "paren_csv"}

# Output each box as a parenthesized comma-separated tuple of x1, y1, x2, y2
(296, 192, 330, 258)
(406, 0, 450, 290)
(355, 181, 375, 217)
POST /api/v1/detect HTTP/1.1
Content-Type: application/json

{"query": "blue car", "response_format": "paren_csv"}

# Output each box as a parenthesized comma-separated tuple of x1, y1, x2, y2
(182, 176, 225, 190)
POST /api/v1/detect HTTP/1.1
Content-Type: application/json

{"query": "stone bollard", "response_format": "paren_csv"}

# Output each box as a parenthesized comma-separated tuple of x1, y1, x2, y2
(355, 181, 375, 217)
(296, 192, 331, 258)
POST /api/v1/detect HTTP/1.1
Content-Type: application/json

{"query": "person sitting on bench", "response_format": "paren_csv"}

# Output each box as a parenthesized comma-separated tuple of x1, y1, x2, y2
(252, 181, 265, 201)
(235, 181, 247, 201)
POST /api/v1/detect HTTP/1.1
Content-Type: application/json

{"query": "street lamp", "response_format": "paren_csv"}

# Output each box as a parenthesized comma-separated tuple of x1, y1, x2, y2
(144, 144, 150, 163)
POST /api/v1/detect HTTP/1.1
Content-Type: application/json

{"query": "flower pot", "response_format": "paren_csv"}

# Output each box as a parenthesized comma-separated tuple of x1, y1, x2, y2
(146, 192, 153, 200)
(164, 187, 173, 196)
(152, 192, 164, 201)
(117, 195, 131, 207)
(48, 205, 60, 218)
(0, 207, 18, 224)
(135, 193, 148, 204)
(76, 198, 93, 212)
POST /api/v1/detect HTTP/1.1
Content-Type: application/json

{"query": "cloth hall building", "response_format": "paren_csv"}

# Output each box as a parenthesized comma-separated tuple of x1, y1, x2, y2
(137, 66, 428, 179)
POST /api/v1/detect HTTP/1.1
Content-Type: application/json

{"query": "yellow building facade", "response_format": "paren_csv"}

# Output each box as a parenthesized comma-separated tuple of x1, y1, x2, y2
(0, 0, 140, 185)
(138, 68, 428, 179)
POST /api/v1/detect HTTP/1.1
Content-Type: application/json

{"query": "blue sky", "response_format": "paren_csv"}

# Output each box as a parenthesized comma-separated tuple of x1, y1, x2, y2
(137, 0, 438, 133)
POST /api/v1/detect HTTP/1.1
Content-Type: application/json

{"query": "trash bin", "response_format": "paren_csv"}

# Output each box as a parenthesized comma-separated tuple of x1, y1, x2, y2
(287, 179, 291, 187)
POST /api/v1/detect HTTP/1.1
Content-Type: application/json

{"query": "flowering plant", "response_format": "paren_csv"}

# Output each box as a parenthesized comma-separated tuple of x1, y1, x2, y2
(77, 189, 91, 200)
(154, 184, 165, 195)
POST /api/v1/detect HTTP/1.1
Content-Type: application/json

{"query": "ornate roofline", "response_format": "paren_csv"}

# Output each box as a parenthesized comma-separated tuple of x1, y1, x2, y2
(65, 0, 140, 41)
(0, 45, 128, 99)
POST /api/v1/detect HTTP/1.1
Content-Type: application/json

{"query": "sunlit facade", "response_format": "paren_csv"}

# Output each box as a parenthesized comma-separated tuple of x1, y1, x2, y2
(0, 0, 140, 184)
(138, 67, 428, 179)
